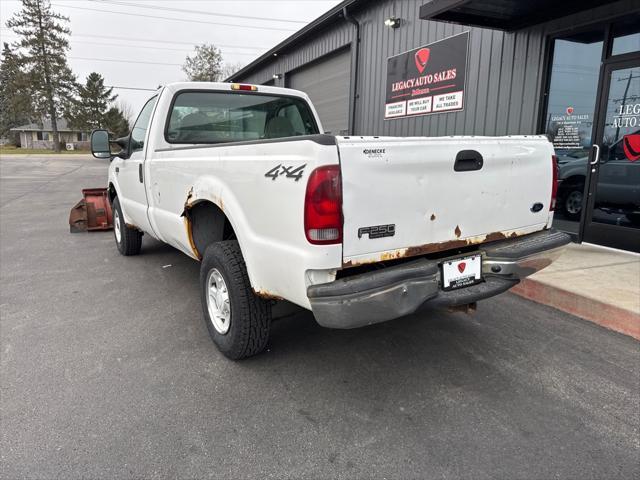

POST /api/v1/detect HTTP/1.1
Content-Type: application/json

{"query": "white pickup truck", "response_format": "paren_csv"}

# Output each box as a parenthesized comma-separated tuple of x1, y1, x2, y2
(91, 81, 570, 359)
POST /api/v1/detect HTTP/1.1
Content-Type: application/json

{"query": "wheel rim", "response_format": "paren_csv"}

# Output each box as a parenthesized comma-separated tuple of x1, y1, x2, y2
(566, 190, 583, 215)
(206, 268, 231, 334)
(114, 209, 122, 243)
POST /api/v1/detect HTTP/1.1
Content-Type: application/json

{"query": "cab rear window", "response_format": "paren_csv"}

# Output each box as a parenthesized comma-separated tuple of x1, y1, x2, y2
(165, 91, 319, 144)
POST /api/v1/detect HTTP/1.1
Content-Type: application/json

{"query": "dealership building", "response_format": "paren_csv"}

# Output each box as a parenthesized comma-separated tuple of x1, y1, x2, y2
(229, 0, 640, 252)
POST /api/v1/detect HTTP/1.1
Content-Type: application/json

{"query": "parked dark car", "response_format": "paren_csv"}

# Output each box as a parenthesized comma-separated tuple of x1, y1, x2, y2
(556, 133, 640, 225)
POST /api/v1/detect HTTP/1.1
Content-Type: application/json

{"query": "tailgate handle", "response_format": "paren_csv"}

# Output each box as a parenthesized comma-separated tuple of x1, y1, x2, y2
(454, 150, 483, 172)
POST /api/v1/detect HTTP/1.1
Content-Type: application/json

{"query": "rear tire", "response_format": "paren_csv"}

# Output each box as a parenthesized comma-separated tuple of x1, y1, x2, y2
(112, 196, 142, 256)
(200, 241, 271, 360)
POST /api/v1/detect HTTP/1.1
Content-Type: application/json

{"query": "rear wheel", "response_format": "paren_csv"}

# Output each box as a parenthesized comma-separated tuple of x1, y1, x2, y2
(112, 196, 142, 256)
(199, 241, 271, 360)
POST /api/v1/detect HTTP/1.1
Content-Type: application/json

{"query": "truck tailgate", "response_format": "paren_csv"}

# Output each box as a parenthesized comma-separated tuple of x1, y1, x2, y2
(337, 136, 554, 266)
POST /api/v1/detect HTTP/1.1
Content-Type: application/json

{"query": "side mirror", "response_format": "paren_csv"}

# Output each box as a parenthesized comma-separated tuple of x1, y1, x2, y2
(91, 129, 112, 159)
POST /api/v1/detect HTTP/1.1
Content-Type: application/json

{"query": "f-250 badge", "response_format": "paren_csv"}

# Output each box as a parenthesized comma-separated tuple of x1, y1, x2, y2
(358, 224, 396, 239)
(265, 164, 306, 181)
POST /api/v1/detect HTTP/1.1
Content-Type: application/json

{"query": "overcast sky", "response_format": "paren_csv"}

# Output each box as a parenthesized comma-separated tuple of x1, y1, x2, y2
(0, 0, 340, 116)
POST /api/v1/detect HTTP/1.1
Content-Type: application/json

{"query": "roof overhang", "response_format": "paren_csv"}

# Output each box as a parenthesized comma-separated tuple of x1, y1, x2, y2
(419, 0, 622, 31)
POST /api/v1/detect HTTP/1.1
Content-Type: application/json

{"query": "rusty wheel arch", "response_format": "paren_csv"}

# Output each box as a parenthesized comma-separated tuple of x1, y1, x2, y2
(183, 200, 236, 260)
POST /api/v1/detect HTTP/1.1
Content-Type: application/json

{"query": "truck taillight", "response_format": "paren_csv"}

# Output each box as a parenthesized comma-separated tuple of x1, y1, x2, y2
(304, 165, 342, 245)
(551, 154, 559, 211)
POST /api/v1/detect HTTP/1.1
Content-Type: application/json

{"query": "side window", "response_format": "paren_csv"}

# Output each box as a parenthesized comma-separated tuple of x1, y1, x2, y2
(131, 96, 158, 152)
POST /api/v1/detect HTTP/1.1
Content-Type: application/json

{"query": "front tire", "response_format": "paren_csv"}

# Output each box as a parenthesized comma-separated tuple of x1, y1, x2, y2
(199, 241, 271, 360)
(112, 196, 142, 256)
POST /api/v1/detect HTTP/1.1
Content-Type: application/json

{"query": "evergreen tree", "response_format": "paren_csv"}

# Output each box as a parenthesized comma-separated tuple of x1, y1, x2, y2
(182, 44, 223, 82)
(7, 0, 77, 152)
(0, 42, 34, 142)
(103, 106, 130, 138)
(69, 72, 117, 131)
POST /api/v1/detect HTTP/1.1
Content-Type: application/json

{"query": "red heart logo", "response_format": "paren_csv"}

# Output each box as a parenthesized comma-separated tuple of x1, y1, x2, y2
(623, 134, 640, 162)
(414, 48, 430, 74)
(566, 106, 574, 115)
(457, 262, 466, 273)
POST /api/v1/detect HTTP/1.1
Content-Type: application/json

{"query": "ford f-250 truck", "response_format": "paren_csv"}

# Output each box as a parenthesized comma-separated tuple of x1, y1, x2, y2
(91, 82, 570, 360)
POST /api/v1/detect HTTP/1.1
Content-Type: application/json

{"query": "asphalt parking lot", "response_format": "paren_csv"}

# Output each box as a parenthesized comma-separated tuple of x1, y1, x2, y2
(1, 155, 639, 479)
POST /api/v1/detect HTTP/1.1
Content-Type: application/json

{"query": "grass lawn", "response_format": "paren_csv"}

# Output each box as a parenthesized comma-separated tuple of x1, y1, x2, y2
(0, 145, 91, 155)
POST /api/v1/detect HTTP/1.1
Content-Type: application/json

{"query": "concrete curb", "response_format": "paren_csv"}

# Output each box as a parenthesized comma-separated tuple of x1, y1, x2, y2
(511, 279, 640, 340)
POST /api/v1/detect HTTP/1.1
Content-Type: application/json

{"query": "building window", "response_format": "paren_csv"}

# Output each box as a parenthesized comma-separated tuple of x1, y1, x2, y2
(77, 132, 88, 141)
(611, 13, 640, 56)
(36, 131, 51, 141)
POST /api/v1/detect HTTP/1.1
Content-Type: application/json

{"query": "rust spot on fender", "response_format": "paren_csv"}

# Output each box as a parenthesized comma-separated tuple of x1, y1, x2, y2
(185, 186, 194, 207)
(181, 186, 195, 218)
(183, 215, 201, 260)
(454, 225, 462, 238)
(253, 289, 284, 301)
(180, 187, 201, 259)
(430, 214, 436, 221)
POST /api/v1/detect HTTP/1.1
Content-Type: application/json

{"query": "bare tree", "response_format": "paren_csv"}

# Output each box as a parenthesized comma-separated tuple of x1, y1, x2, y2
(221, 62, 246, 80)
(116, 100, 135, 126)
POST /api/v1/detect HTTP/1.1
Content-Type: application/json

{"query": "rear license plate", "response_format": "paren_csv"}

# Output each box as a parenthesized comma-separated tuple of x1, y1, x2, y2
(441, 254, 482, 290)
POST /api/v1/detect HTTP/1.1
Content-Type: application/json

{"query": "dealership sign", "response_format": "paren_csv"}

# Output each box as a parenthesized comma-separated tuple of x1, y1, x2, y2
(385, 31, 469, 119)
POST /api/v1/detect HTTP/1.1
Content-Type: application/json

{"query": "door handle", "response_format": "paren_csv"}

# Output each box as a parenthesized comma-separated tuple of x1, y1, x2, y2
(454, 150, 483, 171)
(138, 163, 143, 183)
(590, 144, 600, 165)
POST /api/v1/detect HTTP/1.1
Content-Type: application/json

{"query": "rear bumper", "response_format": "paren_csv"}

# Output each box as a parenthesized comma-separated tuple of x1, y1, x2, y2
(307, 229, 571, 329)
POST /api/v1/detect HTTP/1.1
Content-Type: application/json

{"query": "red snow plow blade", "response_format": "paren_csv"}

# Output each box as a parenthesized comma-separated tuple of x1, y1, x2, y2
(69, 188, 113, 233)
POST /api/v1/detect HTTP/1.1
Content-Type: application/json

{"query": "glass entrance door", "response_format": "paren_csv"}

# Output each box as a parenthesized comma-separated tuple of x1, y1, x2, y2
(582, 59, 640, 252)
(544, 28, 604, 236)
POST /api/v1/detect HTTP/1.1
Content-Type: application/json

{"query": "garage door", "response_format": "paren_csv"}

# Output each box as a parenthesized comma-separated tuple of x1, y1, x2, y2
(287, 49, 351, 135)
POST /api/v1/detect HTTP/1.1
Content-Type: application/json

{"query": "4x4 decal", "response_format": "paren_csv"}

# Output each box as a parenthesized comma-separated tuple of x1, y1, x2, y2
(265, 164, 306, 181)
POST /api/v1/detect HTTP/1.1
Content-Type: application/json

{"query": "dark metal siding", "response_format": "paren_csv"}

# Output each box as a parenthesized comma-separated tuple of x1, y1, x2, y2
(236, 22, 354, 87)
(234, 0, 638, 137)
(287, 48, 352, 135)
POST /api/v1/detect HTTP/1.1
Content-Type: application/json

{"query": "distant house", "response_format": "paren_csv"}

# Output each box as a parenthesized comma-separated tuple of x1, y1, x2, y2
(10, 119, 90, 150)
